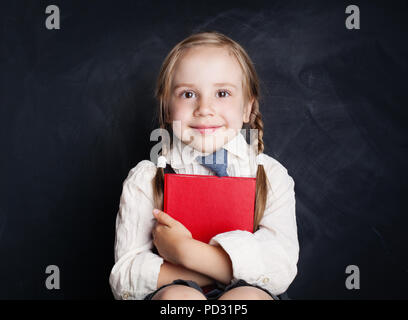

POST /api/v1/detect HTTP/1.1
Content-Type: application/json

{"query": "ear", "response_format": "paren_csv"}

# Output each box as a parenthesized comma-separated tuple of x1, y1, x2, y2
(243, 97, 254, 123)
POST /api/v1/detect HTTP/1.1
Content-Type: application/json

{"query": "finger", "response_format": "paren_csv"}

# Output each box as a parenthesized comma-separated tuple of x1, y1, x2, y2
(153, 209, 175, 227)
(153, 224, 166, 239)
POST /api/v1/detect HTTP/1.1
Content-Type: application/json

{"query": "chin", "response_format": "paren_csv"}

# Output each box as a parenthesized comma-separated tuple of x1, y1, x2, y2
(180, 128, 232, 152)
(192, 138, 227, 154)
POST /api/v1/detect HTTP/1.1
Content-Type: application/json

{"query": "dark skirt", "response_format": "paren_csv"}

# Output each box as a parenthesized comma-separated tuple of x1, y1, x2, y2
(143, 278, 289, 300)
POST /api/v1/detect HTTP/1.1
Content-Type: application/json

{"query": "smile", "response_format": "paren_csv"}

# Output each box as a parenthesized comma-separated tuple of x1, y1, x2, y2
(191, 126, 222, 134)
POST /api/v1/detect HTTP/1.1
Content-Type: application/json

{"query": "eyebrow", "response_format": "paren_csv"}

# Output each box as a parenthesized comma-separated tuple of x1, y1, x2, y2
(173, 82, 238, 90)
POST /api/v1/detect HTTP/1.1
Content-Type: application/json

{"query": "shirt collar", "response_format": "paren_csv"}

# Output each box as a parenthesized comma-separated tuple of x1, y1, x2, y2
(168, 132, 250, 169)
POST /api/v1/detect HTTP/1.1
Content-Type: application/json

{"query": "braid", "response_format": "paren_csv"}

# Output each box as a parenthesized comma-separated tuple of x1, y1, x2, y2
(251, 104, 270, 232)
(251, 108, 265, 153)
(152, 166, 165, 211)
(152, 122, 172, 210)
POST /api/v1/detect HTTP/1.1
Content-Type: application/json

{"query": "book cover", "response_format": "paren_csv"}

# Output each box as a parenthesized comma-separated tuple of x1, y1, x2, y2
(164, 173, 256, 244)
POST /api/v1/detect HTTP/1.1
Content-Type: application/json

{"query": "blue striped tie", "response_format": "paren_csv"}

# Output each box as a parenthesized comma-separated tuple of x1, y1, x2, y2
(195, 148, 229, 177)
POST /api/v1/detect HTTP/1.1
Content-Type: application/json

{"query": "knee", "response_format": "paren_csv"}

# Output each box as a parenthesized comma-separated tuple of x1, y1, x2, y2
(218, 286, 274, 300)
(152, 284, 207, 300)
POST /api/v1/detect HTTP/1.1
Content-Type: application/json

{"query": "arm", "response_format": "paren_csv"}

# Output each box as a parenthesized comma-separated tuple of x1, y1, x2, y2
(109, 161, 216, 300)
(176, 158, 299, 295)
(150, 209, 229, 286)
(109, 161, 162, 300)
(178, 239, 233, 285)
(157, 261, 215, 288)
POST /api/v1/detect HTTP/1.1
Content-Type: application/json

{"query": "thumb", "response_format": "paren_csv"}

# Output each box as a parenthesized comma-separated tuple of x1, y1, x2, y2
(153, 209, 176, 227)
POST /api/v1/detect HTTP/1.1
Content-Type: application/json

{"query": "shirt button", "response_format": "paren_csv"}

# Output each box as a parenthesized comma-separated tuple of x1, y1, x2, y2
(122, 292, 129, 300)
(262, 277, 270, 284)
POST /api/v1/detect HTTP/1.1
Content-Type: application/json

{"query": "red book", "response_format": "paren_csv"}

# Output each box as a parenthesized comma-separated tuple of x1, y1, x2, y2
(163, 173, 256, 244)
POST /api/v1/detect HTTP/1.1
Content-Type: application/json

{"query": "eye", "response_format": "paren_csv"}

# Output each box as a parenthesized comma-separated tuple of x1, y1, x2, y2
(180, 91, 196, 99)
(217, 90, 231, 98)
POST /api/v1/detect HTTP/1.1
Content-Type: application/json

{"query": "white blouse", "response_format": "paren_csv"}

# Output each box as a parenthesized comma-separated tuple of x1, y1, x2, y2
(109, 133, 299, 300)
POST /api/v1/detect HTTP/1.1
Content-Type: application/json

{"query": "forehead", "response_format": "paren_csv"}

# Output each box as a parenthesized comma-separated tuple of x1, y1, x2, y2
(172, 45, 243, 87)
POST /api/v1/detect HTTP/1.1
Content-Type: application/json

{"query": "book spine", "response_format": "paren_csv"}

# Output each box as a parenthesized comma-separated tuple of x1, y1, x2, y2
(163, 174, 167, 212)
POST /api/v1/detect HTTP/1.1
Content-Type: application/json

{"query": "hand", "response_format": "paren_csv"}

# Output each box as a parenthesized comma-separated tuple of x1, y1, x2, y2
(152, 208, 193, 265)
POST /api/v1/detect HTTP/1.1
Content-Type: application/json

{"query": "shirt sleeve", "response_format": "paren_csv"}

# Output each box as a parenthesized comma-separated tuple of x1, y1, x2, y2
(109, 160, 164, 300)
(208, 156, 299, 295)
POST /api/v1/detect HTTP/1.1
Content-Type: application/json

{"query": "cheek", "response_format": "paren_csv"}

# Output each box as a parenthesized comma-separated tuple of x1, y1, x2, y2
(170, 102, 192, 138)
(221, 103, 245, 127)
(229, 115, 244, 128)
(170, 98, 193, 121)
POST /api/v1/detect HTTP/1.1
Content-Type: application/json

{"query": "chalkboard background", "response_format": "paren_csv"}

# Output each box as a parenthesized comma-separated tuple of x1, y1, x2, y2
(1, 0, 407, 299)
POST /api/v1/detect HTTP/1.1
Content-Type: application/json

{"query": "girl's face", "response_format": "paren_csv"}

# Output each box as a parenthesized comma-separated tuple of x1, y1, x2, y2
(169, 45, 253, 154)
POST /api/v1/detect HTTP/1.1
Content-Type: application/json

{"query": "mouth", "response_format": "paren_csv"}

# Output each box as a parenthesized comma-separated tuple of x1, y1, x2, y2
(191, 125, 222, 134)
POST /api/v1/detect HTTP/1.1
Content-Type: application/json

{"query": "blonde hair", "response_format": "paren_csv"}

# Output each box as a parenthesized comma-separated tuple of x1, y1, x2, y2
(152, 31, 270, 232)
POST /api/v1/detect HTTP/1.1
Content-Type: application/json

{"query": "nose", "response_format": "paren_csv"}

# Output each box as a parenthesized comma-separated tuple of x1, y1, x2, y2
(194, 95, 215, 117)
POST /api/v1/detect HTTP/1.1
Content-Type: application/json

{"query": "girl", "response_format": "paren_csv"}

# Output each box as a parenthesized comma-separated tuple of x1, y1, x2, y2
(109, 31, 299, 300)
